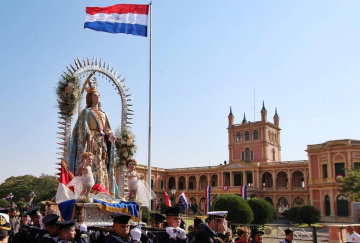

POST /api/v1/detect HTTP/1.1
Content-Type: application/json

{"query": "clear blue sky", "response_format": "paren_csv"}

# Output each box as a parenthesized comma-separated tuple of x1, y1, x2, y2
(1, 1, 360, 183)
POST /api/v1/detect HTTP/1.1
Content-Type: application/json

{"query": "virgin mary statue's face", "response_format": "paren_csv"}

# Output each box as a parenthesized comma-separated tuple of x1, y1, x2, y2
(92, 92, 100, 105)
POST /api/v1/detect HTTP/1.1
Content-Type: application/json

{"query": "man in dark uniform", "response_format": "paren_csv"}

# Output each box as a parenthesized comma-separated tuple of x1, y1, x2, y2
(195, 211, 228, 243)
(37, 214, 59, 243)
(187, 218, 203, 243)
(13, 206, 45, 243)
(104, 213, 148, 243)
(57, 220, 89, 243)
(0, 213, 11, 243)
(153, 207, 187, 243)
(150, 213, 165, 229)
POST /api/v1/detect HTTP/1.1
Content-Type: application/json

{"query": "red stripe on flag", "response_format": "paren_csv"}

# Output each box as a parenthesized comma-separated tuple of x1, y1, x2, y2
(86, 4, 149, 15)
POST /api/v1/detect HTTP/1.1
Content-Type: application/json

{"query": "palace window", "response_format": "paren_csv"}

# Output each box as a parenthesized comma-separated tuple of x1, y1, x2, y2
(245, 131, 250, 140)
(189, 181, 194, 190)
(178, 182, 184, 190)
(272, 149, 276, 161)
(355, 162, 360, 170)
(322, 164, 328, 179)
(337, 194, 349, 217)
(160, 180, 164, 189)
(151, 179, 154, 188)
(325, 195, 331, 216)
(253, 130, 259, 140)
(236, 132, 241, 142)
(241, 152, 245, 161)
(335, 163, 345, 177)
(245, 148, 251, 163)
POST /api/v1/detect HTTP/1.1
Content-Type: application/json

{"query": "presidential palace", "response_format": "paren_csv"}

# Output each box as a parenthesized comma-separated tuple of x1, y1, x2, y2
(128, 103, 359, 223)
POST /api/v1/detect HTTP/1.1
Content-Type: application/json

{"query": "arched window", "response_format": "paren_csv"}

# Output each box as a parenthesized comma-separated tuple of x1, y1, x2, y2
(236, 132, 241, 142)
(325, 195, 331, 216)
(245, 148, 250, 163)
(245, 131, 250, 140)
(272, 149, 276, 161)
(253, 130, 259, 140)
(337, 194, 349, 217)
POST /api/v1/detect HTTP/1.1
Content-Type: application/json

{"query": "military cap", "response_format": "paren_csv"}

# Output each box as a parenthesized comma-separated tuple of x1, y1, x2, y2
(56, 220, 76, 229)
(207, 211, 228, 220)
(25, 206, 41, 217)
(0, 213, 11, 237)
(194, 218, 203, 228)
(111, 213, 132, 224)
(150, 213, 166, 223)
(165, 206, 183, 216)
(42, 214, 59, 226)
(0, 208, 9, 214)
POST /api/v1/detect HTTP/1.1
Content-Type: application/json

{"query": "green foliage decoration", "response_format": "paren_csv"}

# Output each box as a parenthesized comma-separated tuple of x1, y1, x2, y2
(56, 73, 82, 117)
(247, 198, 277, 224)
(298, 205, 321, 226)
(114, 127, 137, 167)
(212, 194, 254, 224)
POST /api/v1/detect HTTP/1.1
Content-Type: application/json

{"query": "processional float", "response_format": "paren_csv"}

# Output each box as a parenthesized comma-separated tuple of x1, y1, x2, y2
(46, 57, 143, 226)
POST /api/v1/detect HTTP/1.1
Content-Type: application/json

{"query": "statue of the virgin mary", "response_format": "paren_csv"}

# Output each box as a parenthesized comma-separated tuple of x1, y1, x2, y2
(69, 76, 117, 194)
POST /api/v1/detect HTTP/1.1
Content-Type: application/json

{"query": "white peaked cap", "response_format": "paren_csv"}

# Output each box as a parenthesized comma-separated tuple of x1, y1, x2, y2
(207, 211, 228, 218)
(0, 214, 9, 223)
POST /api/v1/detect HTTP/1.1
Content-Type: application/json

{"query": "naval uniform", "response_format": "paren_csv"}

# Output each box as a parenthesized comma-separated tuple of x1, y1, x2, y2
(195, 226, 226, 243)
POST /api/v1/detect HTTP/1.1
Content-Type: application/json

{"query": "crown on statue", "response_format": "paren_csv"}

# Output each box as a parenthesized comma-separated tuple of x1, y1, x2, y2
(83, 75, 98, 94)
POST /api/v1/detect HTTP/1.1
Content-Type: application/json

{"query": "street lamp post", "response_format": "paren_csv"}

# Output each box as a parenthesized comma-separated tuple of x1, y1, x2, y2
(171, 187, 176, 202)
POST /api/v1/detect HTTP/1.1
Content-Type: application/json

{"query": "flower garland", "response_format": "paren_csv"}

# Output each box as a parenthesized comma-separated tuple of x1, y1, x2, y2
(114, 128, 137, 166)
(56, 73, 81, 117)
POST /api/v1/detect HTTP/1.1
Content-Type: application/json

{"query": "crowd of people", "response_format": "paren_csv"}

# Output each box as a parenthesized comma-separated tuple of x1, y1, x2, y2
(3, 204, 360, 243)
(0, 204, 300, 243)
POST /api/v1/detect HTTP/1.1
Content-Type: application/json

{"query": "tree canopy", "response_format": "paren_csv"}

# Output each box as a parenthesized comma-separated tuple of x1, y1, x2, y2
(338, 169, 360, 202)
(298, 205, 321, 226)
(212, 194, 254, 224)
(0, 174, 58, 205)
(247, 198, 277, 224)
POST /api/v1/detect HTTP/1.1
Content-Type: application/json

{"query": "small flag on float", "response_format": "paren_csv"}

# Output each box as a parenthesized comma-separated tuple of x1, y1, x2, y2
(164, 190, 171, 207)
(179, 191, 189, 209)
(240, 185, 247, 200)
(205, 186, 211, 214)
(84, 4, 149, 37)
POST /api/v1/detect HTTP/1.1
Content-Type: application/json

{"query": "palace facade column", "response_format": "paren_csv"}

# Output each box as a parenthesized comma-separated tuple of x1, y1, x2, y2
(230, 172, 234, 187)
(242, 171, 246, 186)
(207, 174, 211, 188)
(185, 175, 189, 191)
(272, 171, 276, 190)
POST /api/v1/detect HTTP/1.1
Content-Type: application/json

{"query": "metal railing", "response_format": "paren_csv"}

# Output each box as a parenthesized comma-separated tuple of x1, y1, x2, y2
(230, 224, 317, 243)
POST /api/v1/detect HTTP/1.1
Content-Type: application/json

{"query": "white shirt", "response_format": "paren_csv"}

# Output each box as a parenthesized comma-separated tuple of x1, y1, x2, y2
(346, 232, 360, 243)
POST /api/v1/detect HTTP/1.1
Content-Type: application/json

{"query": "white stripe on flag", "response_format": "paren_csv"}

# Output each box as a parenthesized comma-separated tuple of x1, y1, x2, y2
(85, 13, 148, 26)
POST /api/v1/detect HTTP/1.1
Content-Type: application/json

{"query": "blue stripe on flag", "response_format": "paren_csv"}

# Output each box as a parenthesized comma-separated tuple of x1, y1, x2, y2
(84, 21, 147, 36)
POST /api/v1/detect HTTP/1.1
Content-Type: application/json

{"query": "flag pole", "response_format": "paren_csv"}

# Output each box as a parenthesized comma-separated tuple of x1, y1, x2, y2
(147, 1, 153, 209)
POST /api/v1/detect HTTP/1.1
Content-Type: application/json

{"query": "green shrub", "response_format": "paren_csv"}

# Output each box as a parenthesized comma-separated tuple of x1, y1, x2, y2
(286, 205, 303, 224)
(298, 205, 321, 226)
(247, 198, 277, 224)
(0, 199, 9, 208)
(212, 194, 253, 224)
